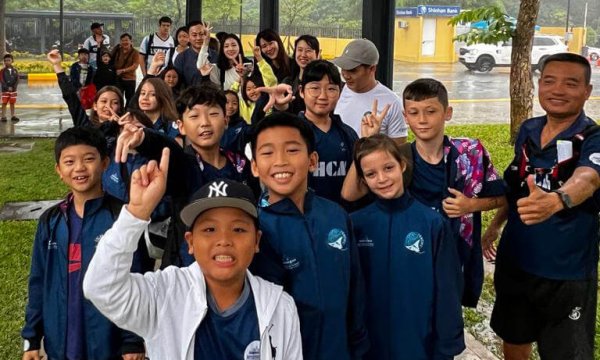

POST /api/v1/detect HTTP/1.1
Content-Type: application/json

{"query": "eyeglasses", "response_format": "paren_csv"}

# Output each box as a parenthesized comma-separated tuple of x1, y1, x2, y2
(304, 85, 340, 98)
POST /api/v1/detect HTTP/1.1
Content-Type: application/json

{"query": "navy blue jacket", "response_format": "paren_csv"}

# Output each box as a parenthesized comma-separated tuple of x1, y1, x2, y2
(251, 191, 369, 360)
(351, 193, 465, 360)
(22, 194, 145, 359)
(174, 47, 217, 87)
(69, 62, 94, 91)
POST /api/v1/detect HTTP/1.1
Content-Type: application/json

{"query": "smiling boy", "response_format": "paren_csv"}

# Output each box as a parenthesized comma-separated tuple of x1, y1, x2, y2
(22, 127, 145, 360)
(84, 150, 302, 359)
(249, 112, 369, 360)
(115, 83, 259, 266)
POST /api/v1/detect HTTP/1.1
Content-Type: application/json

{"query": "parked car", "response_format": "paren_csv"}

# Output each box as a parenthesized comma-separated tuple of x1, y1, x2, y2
(585, 46, 600, 61)
(458, 35, 568, 72)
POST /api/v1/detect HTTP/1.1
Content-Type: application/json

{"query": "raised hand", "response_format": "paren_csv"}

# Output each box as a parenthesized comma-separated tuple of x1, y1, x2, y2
(250, 41, 263, 62)
(115, 123, 145, 163)
(442, 187, 473, 218)
(127, 148, 170, 220)
(148, 51, 165, 75)
(47, 49, 62, 65)
(517, 175, 563, 225)
(256, 84, 294, 112)
(199, 63, 214, 76)
(360, 99, 391, 138)
(233, 54, 245, 78)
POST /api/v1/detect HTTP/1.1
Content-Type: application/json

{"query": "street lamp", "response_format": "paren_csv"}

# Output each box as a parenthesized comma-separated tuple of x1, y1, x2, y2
(565, 0, 571, 45)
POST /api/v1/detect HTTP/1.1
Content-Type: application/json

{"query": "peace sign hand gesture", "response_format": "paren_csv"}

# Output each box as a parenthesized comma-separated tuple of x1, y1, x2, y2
(250, 41, 263, 62)
(360, 99, 391, 138)
(256, 84, 294, 112)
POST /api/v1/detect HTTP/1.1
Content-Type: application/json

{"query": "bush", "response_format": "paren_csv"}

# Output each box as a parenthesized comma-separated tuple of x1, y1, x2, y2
(12, 60, 73, 74)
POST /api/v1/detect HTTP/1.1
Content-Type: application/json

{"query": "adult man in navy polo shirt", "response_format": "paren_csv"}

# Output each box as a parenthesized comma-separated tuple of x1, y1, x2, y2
(485, 53, 599, 360)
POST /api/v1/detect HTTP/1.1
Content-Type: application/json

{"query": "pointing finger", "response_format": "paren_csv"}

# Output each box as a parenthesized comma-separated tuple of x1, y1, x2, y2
(159, 147, 170, 176)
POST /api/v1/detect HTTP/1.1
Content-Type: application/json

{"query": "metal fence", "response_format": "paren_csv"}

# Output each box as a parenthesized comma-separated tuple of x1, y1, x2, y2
(5, 11, 361, 55)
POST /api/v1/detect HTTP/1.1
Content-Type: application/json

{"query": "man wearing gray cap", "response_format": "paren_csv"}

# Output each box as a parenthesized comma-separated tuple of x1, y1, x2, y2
(332, 38, 407, 144)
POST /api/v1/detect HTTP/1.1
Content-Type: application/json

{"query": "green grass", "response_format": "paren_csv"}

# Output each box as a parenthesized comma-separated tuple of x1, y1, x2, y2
(0, 138, 68, 207)
(1, 129, 599, 359)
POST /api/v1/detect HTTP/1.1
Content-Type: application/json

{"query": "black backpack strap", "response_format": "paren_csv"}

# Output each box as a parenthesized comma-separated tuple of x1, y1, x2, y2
(144, 34, 154, 67)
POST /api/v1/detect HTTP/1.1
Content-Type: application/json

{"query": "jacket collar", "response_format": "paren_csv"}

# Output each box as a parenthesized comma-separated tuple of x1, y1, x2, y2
(259, 189, 314, 216)
(58, 192, 108, 217)
(374, 191, 413, 212)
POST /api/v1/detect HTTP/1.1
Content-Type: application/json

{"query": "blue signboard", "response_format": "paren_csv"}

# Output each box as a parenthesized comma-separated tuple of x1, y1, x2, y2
(417, 5, 461, 16)
(396, 7, 418, 16)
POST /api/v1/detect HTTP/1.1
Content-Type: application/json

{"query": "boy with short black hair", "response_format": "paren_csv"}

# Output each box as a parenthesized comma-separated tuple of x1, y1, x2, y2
(84, 151, 303, 359)
(70, 48, 94, 91)
(21, 126, 145, 360)
(115, 83, 259, 267)
(250, 112, 369, 360)
(343, 78, 506, 307)
(1, 53, 19, 122)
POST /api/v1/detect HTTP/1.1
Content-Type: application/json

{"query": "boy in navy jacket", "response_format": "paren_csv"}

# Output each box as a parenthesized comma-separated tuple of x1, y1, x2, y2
(249, 112, 369, 360)
(115, 83, 259, 267)
(343, 78, 506, 307)
(21, 127, 145, 360)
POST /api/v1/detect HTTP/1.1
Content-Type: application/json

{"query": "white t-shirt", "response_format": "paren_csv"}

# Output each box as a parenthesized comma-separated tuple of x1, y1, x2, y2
(83, 35, 110, 67)
(140, 33, 175, 71)
(334, 82, 408, 139)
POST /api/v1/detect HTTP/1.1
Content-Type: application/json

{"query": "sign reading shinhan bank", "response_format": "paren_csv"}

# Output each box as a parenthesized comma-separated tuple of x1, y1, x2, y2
(396, 5, 461, 17)
(417, 5, 461, 16)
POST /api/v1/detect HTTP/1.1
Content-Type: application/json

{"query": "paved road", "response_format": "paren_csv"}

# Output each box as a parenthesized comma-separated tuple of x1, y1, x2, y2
(1, 61, 599, 137)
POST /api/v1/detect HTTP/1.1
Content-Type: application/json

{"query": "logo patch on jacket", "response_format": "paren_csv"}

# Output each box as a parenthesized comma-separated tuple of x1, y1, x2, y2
(282, 256, 300, 270)
(404, 232, 424, 254)
(327, 228, 348, 250)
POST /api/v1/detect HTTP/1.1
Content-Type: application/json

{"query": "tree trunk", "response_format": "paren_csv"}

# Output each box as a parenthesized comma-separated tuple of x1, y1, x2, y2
(0, 0, 6, 59)
(509, 0, 540, 143)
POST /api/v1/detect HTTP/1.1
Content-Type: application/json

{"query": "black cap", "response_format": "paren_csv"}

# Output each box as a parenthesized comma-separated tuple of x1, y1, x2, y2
(77, 48, 90, 54)
(180, 179, 257, 227)
(91, 22, 104, 30)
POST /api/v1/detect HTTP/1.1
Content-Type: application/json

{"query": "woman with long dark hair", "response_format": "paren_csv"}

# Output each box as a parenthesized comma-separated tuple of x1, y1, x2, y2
(197, 32, 251, 90)
(255, 29, 291, 82)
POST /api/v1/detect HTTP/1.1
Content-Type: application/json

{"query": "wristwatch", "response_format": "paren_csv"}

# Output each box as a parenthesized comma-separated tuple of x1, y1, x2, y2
(552, 189, 574, 209)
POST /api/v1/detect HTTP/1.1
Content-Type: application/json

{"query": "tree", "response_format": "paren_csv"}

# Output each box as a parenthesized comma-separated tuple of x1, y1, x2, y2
(0, 0, 5, 58)
(450, 2, 541, 142)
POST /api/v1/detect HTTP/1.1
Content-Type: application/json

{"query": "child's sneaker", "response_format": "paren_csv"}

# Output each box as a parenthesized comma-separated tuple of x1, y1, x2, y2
(0, 116, 7, 122)
(10, 116, 19, 122)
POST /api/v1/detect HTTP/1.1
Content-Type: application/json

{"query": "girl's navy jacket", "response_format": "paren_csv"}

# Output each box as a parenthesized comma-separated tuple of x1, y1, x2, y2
(351, 193, 465, 360)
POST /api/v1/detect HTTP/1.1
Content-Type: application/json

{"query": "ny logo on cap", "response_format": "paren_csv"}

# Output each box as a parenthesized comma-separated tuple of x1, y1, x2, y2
(208, 181, 228, 197)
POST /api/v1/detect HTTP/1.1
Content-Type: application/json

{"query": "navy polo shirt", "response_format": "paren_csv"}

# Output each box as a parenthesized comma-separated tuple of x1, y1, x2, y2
(410, 143, 446, 213)
(498, 112, 600, 280)
(66, 206, 85, 360)
(194, 279, 261, 359)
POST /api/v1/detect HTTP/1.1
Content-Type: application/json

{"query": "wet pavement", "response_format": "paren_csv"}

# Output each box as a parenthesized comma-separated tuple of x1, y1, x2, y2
(1, 61, 600, 137)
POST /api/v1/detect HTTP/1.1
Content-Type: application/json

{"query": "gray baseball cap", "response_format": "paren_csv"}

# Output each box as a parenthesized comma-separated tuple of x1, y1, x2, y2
(331, 39, 379, 70)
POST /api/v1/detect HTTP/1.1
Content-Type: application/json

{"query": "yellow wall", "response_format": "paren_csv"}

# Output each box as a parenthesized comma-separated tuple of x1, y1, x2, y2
(539, 27, 586, 53)
(394, 17, 457, 63)
(395, 17, 423, 62)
